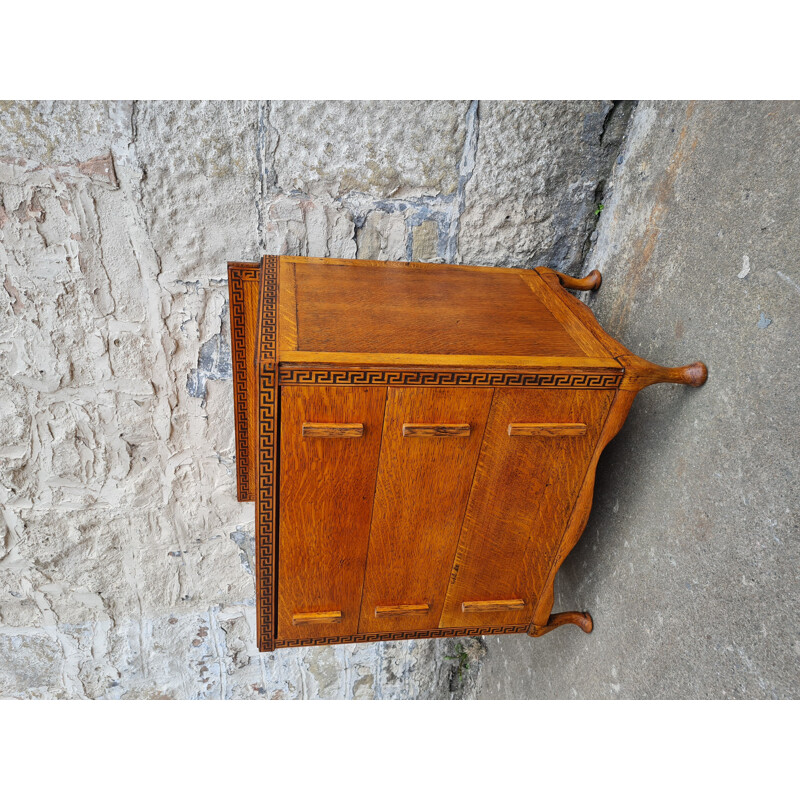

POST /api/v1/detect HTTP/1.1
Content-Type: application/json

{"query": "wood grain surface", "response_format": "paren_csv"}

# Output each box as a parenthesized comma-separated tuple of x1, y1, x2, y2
(290, 259, 590, 358)
(507, 422, 587, 437)
(374, 604, 431, 618)
(402, 423, 471, 437)
(302, 422, 364, 438)
(279, 257, 299, 352)
(357, 387, 493, 634)
(277, 385, 386, 640)
(517, 271, 611, 359)
(461, 599, 525, 613)
(279, 350, 622, 371)
(528, 389, 636, 630)
(438, 387, 614, 628)
(292, 611, 343, 625)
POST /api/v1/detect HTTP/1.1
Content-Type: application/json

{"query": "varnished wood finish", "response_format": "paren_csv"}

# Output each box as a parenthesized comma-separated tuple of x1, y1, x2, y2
(293, 611, 343, 626)
(507, 422, 587, 437)
(517, 271, 611, 359)
(374, 604, 430, 618)
(402, 423, 471, 438)
(617, 353, 708, 391)
(535, 268, 628, 357)
(227, 262, 260, 501)
(462, 599, 525, 613)
(528, 389, 637, 632)
(279, 257, 299, 352)
(280, 350, 621, 370)
(439, 387, 614, 628)
(226, 255, 708, 650)
(530, 611, 593, 636)
(289, 258, 592, 358)
(357, 387, 493, 634)
(277, 385, 386, 640)
(302, 422, 364, 438)
(550, 268, 603, 292)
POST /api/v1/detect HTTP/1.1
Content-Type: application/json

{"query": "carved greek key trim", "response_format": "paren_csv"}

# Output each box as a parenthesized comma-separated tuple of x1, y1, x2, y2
(275, 624, 531, 648)
(279, 367, 622, 389)
(257, 255, 278, 367)
(228, 264, 259, 502)
(256, 256, 279, 652)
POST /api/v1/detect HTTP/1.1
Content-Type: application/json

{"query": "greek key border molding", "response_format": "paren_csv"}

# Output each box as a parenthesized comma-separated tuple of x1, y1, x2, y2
(257, 255, 278, 365)
(275, 623, 531, 649)
(279, 367, 622, 389)
(227, 264, 259, 502)
(256, 256, 279, 652)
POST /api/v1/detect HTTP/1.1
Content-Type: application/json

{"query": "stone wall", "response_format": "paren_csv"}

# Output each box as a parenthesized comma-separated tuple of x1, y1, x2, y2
(0, 100, 627, 699)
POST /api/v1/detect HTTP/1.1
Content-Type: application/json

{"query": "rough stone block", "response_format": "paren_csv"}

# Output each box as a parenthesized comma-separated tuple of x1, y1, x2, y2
(270, 100, 469, 199)
(458, 100, 613, 271)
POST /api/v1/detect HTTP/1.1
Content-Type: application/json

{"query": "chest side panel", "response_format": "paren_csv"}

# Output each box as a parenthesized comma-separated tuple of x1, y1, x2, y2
(438, 387, 615, 628)
(277, 385, 386, 640)
(357, 387, 494, 634)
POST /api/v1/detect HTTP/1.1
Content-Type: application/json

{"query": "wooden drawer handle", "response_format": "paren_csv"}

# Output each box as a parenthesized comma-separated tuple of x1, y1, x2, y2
(292, 611, 343, 625)
(507, 423, 586, 437)
(375, 603, 430, 618)
(302, 422, 363, 438)
(402, 423, 471, 438)
(462, 599, 525, 613)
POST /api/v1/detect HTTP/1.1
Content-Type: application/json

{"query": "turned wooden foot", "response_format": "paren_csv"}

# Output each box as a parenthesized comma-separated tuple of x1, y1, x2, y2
(529, 611, 594, 637)
(551, 269, 603, 292)
(618, 354, 708, 392)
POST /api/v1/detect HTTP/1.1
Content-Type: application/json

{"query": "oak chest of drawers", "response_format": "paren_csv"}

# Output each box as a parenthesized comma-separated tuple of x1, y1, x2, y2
(227, 256, 706, 651)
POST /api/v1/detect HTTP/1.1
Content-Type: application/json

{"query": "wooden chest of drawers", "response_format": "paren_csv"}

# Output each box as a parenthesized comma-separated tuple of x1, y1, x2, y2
(228, 256, 706, 651)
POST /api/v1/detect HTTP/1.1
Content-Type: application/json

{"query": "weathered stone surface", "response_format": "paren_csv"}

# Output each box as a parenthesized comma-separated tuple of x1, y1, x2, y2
(476, 101, 800, 699)
(0, 100, 129, 165)
(458, 100, 621, 271)
(411, 218, 439, 262)
(0, 633, 67, 698)
(0, 100, 508, 700)
(262, 193, 357, 258)
(269, 101, 468, 199)
(132, 101, 262, 280)
(355, 209, 407, 261)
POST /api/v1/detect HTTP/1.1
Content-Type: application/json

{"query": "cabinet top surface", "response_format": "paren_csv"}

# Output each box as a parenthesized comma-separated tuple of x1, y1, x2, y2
(276, 257, 616, 369)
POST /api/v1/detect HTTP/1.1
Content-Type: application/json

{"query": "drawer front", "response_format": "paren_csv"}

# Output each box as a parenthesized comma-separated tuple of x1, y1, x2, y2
(438, 388, 614, 628)
(277, 385, 386, 640)
(358, 388, 493, 634)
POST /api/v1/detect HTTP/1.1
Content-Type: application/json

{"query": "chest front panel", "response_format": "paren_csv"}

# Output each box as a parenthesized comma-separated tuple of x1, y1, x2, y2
(357, 387, 493, 634)
(438, 388, 615, 628)
(275, 383, 614, 642)
(277, 385, 386, 640)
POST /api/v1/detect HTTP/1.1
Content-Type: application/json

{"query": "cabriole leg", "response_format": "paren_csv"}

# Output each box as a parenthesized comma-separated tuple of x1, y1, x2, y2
(529, 611, 594, 637)
(551, 269, 603, 292)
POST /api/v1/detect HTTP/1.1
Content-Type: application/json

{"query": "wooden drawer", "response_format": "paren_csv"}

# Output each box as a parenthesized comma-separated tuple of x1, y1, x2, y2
(357, 387, 493, 633)
(438, 388, 615, 628)
(276, 385, 386, 640)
